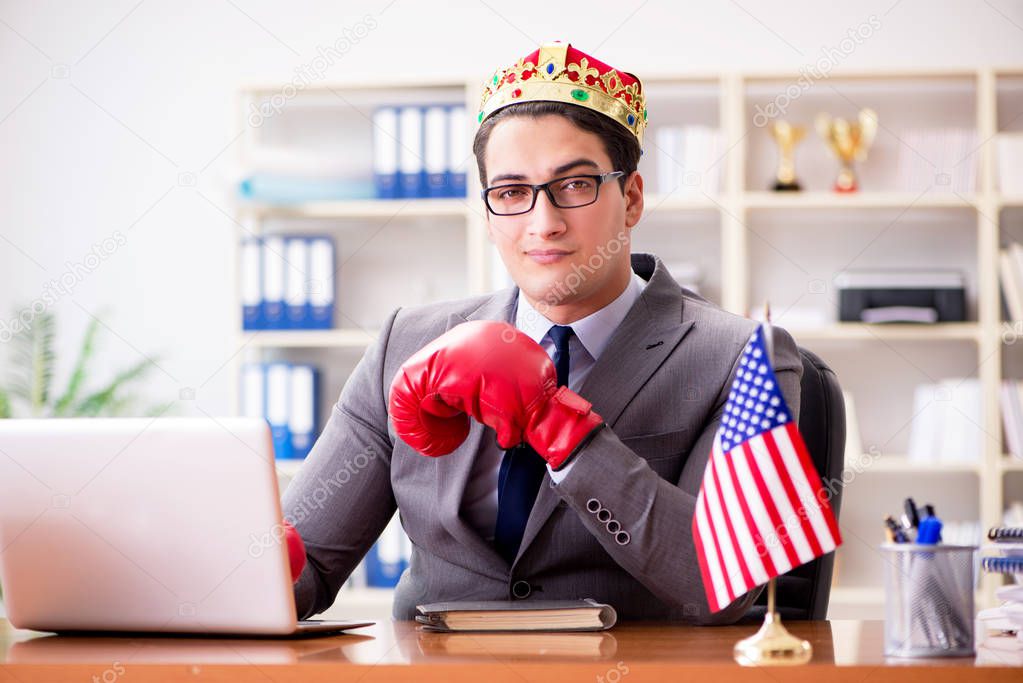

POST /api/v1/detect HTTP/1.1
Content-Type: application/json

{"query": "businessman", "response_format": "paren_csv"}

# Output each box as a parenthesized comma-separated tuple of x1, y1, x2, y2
(281, 41, 802, 624)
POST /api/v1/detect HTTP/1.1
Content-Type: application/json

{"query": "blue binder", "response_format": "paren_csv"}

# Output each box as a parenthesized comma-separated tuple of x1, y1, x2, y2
(398, 106, 425, 198)
(241, 238, 263, 330)
(261, 236, 287, 329)
(307, 236, 335, 329)
(288, 364, 319, 459)
(364, 515, 409, 588)
(283, 237, 310, 329)
(265, 362, 292, 459)
(239, 362, 266, 419)
(373, 106, 400, 199)
(447, 105, 468, 198)
(424, 105, 449, 198)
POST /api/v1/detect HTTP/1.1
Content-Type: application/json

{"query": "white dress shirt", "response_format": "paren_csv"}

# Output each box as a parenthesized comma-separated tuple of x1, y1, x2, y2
(460, 271, 647, 542)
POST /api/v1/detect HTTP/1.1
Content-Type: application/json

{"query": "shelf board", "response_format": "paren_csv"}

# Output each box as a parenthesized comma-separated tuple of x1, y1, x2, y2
(853, 456, 981, 474)
(237, 198, 473, 219)
(787, 322, 981, 342)
(1000, 458, 1023, 473)
(242, 329, 377, 348)
(644, 193, 721, 211)
(829, 586, 884, 605)
(275, 459, 305, 477)
(1000, 196, 1023, 208)
(742, 192, 977, 210)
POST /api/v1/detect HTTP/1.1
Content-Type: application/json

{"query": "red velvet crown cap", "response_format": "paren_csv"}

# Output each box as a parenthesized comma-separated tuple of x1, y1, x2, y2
(478, 41, 647, 147)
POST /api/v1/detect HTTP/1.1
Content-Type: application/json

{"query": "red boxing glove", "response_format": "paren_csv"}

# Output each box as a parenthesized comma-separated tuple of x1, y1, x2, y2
(388, 320, 604, 468)
(283, 519, 306, 583)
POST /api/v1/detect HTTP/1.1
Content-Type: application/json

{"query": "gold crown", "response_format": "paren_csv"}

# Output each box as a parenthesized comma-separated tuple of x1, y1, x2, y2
(478, 42, 647, 147)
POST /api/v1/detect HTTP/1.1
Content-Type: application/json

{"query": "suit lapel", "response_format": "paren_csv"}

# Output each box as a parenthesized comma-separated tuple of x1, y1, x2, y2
(434, 294, 517, 573)
(514, 255, 695, 564)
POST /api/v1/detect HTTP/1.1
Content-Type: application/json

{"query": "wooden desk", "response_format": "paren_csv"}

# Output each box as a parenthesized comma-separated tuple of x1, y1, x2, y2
(0, 618, 1019, 681)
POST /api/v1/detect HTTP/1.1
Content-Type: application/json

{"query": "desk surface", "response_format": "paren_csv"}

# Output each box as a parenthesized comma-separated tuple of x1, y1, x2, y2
(1, 618, 1020, 681)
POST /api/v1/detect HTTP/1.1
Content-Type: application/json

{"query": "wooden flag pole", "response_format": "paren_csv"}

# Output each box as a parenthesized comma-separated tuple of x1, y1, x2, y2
(733, 303, 813, 667)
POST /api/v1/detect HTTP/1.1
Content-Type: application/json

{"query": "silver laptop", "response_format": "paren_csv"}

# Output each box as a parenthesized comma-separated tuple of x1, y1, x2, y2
(0, 417, 372, 636)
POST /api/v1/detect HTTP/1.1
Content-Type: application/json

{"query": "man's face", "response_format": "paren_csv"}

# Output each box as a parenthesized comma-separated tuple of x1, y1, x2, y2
(482, 115, 643, 316)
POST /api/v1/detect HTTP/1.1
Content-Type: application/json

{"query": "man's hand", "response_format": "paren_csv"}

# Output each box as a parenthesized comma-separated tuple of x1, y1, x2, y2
(387, 320, 604, 468)
(283, 519, 305, 582)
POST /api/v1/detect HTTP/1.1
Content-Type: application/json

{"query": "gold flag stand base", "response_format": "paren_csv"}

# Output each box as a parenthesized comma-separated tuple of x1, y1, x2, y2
(733, 579, 812, 666)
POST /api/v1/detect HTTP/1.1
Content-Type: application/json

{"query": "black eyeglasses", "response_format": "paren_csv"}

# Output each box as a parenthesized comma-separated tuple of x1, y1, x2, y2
(482, 171, 625, 216)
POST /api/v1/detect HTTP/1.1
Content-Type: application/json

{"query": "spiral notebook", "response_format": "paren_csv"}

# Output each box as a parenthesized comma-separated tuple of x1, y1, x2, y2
(415, 599, 617, 632)
(988, 526, 1023, 541)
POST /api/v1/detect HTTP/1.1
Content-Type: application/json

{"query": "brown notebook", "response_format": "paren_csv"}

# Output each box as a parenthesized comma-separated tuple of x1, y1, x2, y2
(415, 598, 617, 632)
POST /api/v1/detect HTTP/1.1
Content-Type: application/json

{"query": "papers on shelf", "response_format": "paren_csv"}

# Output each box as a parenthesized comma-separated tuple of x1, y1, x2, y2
(907, 378, 983, 463)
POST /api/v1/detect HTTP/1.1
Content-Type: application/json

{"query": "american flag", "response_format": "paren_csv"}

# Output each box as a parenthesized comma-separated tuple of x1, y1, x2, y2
(692, 324, 841, 612)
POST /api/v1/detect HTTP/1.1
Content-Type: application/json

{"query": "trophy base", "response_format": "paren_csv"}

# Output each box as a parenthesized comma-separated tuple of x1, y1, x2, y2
(733, 612, 813, 667)
(771, 181, 802, 192)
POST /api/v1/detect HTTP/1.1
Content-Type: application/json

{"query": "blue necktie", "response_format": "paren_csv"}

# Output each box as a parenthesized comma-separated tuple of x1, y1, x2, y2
(494, 325, 573, 564)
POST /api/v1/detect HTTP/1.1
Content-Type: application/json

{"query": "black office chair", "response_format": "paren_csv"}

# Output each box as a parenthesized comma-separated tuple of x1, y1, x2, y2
(747, 347, 846, 621)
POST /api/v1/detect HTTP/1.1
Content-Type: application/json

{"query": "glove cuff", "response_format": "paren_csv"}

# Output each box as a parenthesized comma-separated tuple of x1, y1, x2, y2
(525, 386, 605, 469)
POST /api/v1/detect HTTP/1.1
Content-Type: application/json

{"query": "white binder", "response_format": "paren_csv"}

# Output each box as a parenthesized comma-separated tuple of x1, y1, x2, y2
(284, 237, 309, 329)
(308, 237, 335, 329)
(265, 362, 292, 459)
(447, 105, 468, 197)
(288, 364, 318, 459)
(398, 106, 425, 198)
(372, 106, 399, 198)
(240, 238, 262, 330)
(261, 236, 287, 329)
(424, 105, 448, 197)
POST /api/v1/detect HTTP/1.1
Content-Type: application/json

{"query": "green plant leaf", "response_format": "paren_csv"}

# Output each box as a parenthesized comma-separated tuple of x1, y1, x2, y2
(73, 357, 158, 417)
(7, 311, 56, 417)
(0, 388, 10, 419)
(53, 317, 100, 417)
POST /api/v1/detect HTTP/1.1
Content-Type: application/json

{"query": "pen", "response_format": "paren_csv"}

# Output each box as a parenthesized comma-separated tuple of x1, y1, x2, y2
(885, 515, 909, 543)
(904, 497, 920, 528)
(899, 513, 916, 543)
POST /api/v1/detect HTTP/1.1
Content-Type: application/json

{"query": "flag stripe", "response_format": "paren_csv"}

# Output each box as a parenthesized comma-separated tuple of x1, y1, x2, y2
(702, 452, 748, 597)
(762, 430, 823, 558)
(730, 443, 788, 574)
(748, 437, 815, 564)
(785, 422, 843, 545)
(712, 448, 770, 585)
(741, 441, 802, 569)
(709, 456, 757, 589)
(770, 426, 837, 553)
(695, 487, 731, 610)
(720, 446, 777, 579)
(691, 499, 721, 612)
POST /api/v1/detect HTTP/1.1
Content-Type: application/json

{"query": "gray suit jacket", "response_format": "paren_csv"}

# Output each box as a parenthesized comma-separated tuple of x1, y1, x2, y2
(282, 252, 802, 624)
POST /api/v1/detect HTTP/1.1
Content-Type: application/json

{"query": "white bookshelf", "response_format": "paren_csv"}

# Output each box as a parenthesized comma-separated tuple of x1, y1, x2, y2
(231, 68, 1023, 620)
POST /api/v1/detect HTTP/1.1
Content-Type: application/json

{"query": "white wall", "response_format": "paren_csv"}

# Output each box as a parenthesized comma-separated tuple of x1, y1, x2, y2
(1, 0, 1021, 415)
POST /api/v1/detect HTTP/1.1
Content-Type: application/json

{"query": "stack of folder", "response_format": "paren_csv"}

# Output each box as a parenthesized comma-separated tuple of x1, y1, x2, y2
(372, 104, 468, 199)
(240, 362, 319, 460)
(241, 235, 335, 331)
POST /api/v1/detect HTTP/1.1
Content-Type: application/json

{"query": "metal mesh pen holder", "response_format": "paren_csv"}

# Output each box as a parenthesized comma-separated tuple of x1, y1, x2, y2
(881, 544, 977, 658)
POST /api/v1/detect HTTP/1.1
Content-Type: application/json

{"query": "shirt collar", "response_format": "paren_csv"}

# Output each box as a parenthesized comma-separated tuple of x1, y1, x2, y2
(514, 271, 646, 360)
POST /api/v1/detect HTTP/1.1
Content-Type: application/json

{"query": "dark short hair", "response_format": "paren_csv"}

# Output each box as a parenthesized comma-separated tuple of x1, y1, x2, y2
(472, 101, 641, 193)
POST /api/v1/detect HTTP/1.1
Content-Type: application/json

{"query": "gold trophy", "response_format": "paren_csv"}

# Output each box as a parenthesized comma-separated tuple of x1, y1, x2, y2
(816, 108, 877, 193)
(768, 120, 805, 191)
